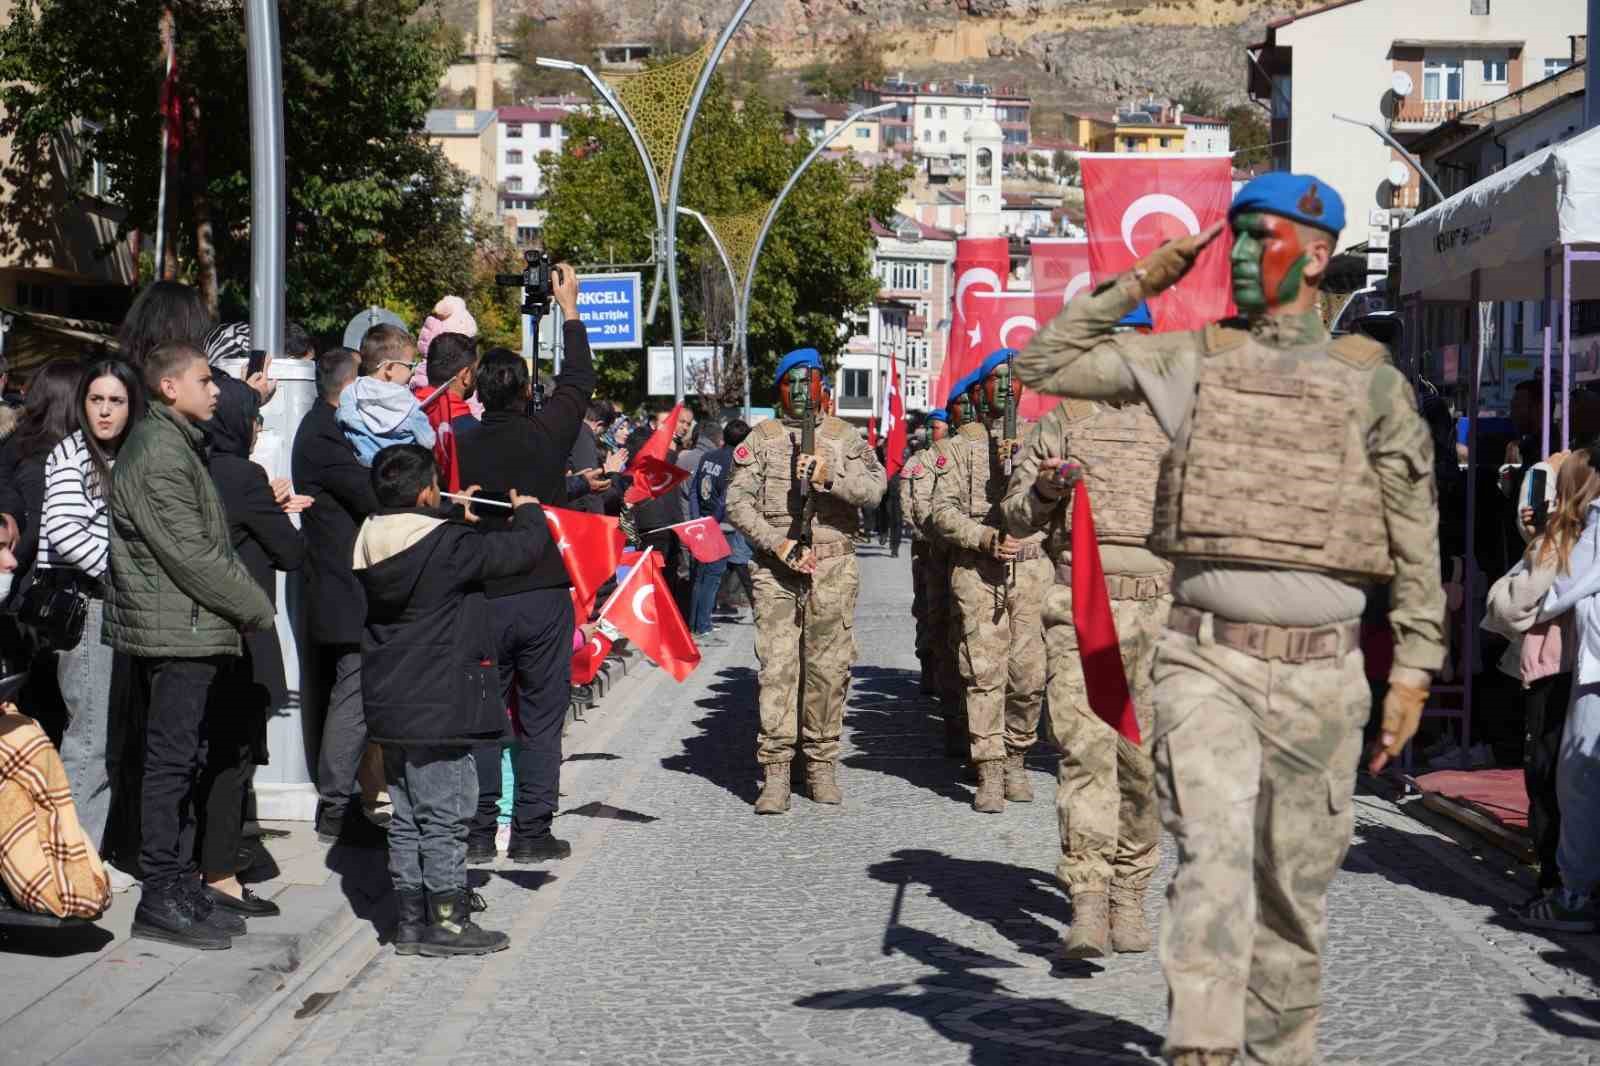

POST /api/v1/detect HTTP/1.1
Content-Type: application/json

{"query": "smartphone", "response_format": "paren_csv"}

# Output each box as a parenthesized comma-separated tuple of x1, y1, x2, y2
(1530, 468, 1549, 533)
(246, 349, 268, 379)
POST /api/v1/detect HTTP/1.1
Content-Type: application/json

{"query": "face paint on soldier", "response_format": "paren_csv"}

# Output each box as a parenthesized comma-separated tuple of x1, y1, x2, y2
(778, 366, 822, 419)
(1230, 212, 1331, 315)
(930, 420, 949, 442)
(979, 365, 1014, 421)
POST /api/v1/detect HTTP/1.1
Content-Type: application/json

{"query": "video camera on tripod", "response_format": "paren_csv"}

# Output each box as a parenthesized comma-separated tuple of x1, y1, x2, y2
(496, 247, 566, 412)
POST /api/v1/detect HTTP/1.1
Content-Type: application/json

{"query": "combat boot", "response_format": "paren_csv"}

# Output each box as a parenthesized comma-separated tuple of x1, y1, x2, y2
(393, 888, 426, 956)
(1062, 890, 1110, 959)
(972, 760, 1005, 813)
(1002, 753, 1034, 802)
(754, 761, 792, 814)
(1166, 1051, 1237, 1066)
(419, 890, 509, 957)
(805, 761, 843, 805)
(1109, 884, 1151, 953)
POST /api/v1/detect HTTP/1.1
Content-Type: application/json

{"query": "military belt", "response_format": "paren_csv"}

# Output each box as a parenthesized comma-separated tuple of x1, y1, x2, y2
(810, 540, 855, 562)
(1167, 605, 1358, 664)
(1014, 542, 1043, 562)
(1054, 562, 1167, 601)
(960, 542, 1042, 564)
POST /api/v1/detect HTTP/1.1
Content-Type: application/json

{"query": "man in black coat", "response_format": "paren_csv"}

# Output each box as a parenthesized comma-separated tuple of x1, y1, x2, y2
(455, 264, 594, 863)
(291, 348, 382, 843)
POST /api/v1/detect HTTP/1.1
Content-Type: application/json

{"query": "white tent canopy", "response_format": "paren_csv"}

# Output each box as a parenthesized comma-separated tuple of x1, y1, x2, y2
(1398, 124, 1600, 301)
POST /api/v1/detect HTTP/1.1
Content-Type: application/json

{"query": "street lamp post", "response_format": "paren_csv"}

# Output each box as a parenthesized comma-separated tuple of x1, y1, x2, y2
(676, 206, 738, 402)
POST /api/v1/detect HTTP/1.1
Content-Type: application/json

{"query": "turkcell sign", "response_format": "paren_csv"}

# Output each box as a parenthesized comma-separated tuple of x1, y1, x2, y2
(575, 272, 642, 350)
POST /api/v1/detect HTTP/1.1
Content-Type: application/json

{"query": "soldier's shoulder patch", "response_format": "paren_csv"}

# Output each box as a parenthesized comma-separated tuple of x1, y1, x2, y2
(1202, 323, 1249, 356)
(909, 463, 925, 477)
(733, 444, 755, 465)
(935, 454, 948, 469)
(1328, 333, 1390, 371)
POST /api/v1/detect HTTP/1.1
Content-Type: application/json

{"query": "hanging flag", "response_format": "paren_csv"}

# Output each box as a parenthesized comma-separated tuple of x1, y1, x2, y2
(542, 505, 625, 616)
(937, 236, 1011, 409)
(1029, 237, 1092, 323)
(624, 404, 689, 505)
(881, 354, 907, 480)
(1080, 154, 1235, 332)
(968, 291, 1058, 421)
(571, 625, 615, 686)
(158, 48, 183, 155)
(600, 548, 701, 682)
(1069, 481, 1140, 744)
(670, 517, 732, 563)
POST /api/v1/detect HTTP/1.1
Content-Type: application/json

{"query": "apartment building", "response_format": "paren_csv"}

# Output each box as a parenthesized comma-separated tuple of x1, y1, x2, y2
(424, 109, 499, 218)
(1065, 107, 1188, 154)
(497, 104, 574, 242)
(858, 77, 1031, 164)
(784, 101, 883, 155)
(1248, 0, 1585, 250)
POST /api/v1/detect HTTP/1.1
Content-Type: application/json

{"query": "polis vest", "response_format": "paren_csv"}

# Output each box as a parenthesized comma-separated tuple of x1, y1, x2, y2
(1149, 327, 1394, 580)
(751, 415, 859, 543)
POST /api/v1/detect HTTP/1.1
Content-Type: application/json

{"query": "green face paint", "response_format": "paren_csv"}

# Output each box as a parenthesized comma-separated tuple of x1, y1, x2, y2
(1231, 211, 1313, 315)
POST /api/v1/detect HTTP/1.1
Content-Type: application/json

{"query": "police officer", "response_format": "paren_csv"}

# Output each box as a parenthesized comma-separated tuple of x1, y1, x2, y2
(929, 348, 1052, 813)
(1001, 301, 1170, 960)
(901, 410, 950, 700)
(1017, 174, 1444, 1065)
(726, 348, 887, 814)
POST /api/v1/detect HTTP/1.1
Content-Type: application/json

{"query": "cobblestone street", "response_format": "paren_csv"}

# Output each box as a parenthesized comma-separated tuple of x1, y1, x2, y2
(223, 547, 1600, 1065)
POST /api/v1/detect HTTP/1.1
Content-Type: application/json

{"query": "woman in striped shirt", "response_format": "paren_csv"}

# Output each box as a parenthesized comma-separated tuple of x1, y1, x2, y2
(40, 358, 145, 871)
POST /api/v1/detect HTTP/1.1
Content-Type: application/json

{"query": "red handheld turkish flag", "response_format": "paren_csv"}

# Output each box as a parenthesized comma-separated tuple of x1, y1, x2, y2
(542, 505, 625, 616)
(1069, 482, 1140, 744)
(867, 416, 878, 450)
(671, 517, 731, 563)
(601, 548, 701, 681)
(968, 291, 1058, 421)
(881, 355, 907, 480)
(1029, 237, 1093, 323)
(624, 404, 688, 504)
(938, 236, 1011, 409)
(570, 626, 614, 686)
(1080, 154, 1234, 332)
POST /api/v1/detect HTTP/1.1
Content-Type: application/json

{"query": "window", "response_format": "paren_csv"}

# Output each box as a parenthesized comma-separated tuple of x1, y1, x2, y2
(1483, 58, 1507, 84)
(924, 105, 932, 119)
(907, 336, 930, 370)
(1547, 58, 1574, 78)
(963, 107, 971, 120)
(923, 129, 931, 143)
(516, 225, 541, 244)
(938, 130, 947, 144)
(1159, 136, 1171, 148)
(505, 176, 523, 191)
(878, 259, 931, 292)
(539, 122, 552, 137)
(505, 123, 523, 139)
(1424, 57, 1463, 102)
(939, 106, 947, 119)
(975, 147, 993, 183)
(842, 368, 870, 397)
(856, 127, 870, 139)
(850, 311, 871, 338)
(1124, 137, 1138, 151)
(506, 150, 523, 165)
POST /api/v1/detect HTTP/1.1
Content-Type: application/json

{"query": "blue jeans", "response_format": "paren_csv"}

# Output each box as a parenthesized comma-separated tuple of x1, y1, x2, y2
(690, 557, 729, 634)
(57, 598, 115, 851)
(385, 745, 474, 896)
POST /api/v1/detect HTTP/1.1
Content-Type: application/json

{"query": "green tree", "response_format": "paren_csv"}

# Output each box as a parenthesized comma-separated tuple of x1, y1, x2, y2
(540, 75, 908, 406)
(508, 4, 613, 103)
(798, 30, 885, 101)
(1175, 82, 1225, 118)
(1224, 104, 1272, 169)
(0, 0, 507, 338)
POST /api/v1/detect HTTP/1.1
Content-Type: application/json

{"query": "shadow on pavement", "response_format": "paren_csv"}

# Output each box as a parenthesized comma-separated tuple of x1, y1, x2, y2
(559, 800, 660, 824)
(845, 666, 974, 807)
(1518, 992, 1600, 1040)
(564, 752, 622, 763)
(0, 920, 116, 957)
(795, 924, 1159, 1065)
(323, 839, 397, 944)
(661, 666, 760, 805)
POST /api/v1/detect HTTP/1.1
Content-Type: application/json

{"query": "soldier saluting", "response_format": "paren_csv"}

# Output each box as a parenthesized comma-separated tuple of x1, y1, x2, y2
(1016, 174, 1444, 1066)
(726, 348, 887, 815)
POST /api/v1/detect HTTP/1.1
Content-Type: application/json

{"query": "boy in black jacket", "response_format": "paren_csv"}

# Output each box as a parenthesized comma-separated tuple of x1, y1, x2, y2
(353, 444, 549, 956)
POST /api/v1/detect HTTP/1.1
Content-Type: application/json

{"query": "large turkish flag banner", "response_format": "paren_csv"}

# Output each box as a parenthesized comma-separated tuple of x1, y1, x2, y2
(966, 290, 1057, 420)
(937, 237, 1011, 409)
(1029, 237, 1092, 324)
(1080, 155, 1235, 332)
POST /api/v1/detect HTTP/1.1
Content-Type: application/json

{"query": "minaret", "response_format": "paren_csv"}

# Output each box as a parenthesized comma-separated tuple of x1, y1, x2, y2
(475, 0, 495, 111)
(964, 101, 1004, 238)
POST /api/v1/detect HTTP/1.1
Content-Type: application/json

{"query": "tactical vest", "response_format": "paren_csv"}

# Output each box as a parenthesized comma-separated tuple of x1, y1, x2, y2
(1067, 399, 1168, 546)
(750, 415, 859, 544)
(947, 420, 1041, 543)
(1149, 327, 1394, 580)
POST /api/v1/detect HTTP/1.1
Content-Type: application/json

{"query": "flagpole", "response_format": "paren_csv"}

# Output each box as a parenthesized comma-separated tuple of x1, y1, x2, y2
(597, 546, 653, 619)
(154, 13, 174, 279)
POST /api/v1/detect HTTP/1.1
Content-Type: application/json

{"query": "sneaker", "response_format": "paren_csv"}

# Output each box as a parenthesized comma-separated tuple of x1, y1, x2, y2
(507, 832, 572, 863)
(131, 882, 232, 950)
(205, 884, 281, 917)
(466, 839, 497, 864)
(1466, 743, 1496, 769)
(104, 861, 138, 894)
(1426, 744, 1467, 770)
(1516, 888, 1599, 932)
(183, 877, 247, 935)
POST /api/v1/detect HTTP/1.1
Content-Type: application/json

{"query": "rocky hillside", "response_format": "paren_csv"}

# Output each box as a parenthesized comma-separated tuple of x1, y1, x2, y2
(441, 0, 1323, 112)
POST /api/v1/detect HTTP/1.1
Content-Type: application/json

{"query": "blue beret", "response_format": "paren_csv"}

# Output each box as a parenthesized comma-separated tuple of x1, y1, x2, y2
(926, 408, 949, 425)
(1118, 302, 1153, 329)
(1229, 172, 1345, 236)
(946, 371, 979, 409)
(773, 347, 821, 388)
(976, 347, 1017, 381)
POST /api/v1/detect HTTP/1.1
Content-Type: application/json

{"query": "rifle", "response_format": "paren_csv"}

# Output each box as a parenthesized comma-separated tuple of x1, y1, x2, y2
(790, 396, 819, 765)
(1002, 354, 1018, 586)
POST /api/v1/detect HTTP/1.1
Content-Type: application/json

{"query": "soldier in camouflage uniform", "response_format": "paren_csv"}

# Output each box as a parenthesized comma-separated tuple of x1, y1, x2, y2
(1001, 302, 1171, 961)
(900, 410, 951, 700)
(1017, 173, 1443, 1066)
(726, 348, 887, 815)
(930, 349, 1053, 813)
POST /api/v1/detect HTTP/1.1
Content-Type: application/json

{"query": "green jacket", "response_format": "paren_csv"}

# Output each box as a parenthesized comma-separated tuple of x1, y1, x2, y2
(104, 403, 275, 658)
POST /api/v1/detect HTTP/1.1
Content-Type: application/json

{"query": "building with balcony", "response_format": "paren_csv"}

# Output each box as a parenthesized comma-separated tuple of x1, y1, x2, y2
(496, 104, 579, 243)
(1247, 0, 1585, 250)
(783, 101, 883, 155)
(858, 77, 1031, 164)
(1182, 113, 1232, 155)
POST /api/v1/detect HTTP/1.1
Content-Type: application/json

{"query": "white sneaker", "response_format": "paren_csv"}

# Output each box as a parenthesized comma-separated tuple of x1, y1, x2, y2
(104, 861, 137, 894)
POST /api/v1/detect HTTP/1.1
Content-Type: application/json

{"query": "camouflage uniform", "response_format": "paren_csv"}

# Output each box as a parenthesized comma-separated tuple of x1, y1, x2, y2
(726, 415, 887, 770)
(929, 421, 1052, 767)
(1000, 400, 1171, 904)
(904, 447, 959, 706)
(1017, 278, 1444, 1064)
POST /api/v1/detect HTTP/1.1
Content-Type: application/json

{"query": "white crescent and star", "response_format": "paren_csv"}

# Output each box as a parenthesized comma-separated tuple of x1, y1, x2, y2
(1063, 271, 1092, 302)
(643, 469, 675, 493)
(999, 315, 1039, 347)
(1120, 193, 1201, 257)
(954, 266, 1002, 323)
(632, 584, 657, 626)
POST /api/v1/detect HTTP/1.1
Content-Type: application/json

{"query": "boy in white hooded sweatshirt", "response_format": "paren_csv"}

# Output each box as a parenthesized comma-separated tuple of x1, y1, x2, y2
(338, 323, 436, 465)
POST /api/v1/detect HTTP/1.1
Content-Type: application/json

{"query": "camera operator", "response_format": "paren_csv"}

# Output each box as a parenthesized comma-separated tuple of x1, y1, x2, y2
(456, 263, 594, 864)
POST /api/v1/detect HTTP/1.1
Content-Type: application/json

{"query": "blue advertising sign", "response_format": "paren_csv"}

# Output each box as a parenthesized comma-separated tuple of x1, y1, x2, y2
(575, 272, 642, 350)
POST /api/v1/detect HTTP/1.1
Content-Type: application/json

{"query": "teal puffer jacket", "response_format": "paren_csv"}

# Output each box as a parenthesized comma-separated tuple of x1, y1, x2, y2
(104, 404, 274, 658)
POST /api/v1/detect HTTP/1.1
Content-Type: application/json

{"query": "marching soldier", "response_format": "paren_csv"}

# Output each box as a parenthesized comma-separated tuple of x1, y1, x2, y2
(726, 348, 887, 815)
(929, 349, 1052, 813)
(1017, 174, 1443, 1065)
(1001, 302, 1171, 960)
(901, 410, 950, 700)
